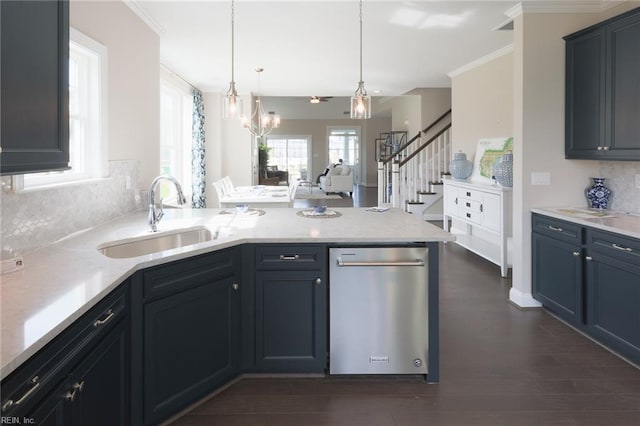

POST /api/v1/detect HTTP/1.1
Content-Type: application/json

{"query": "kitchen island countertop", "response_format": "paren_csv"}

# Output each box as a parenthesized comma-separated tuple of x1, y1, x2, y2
(1, 207, 453, 379)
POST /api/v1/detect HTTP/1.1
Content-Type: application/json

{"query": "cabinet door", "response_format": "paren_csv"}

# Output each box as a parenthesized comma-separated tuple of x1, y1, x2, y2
(606, 12, 640, 158)
(565, 28, 606, 158)
(255, 270, 327, 372)
(480, 192, 501, 233)
(0, 0, 69, 175)
(586, 253, 640, 365)
(143, 277, 240, 425)
(28, 382, 69, 426)
(68, 322, 129, 426)
(532, 232, 583, 326)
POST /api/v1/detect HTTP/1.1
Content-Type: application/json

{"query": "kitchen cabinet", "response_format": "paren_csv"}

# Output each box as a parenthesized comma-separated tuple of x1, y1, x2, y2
(531, 214, 584, 327)
(0, 0, 70, 175)
(565, 7, 640, 160)
(133, 248, 241, 425)
(0, 284, 129, 425)
(585, 230, 640, 365)
(532, 213, 640, 365)
(254, 244, 327, 373)
(443, 179, 512, 277)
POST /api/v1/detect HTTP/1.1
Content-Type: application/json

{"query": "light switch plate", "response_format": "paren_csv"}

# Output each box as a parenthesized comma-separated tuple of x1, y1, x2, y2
(1, 256, 24, 275)
(531, 172, 551, 186)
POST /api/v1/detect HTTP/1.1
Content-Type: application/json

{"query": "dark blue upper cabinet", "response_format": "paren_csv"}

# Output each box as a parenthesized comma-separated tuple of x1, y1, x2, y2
(0, 0, 70, 175)
(565, 7, 640, 160)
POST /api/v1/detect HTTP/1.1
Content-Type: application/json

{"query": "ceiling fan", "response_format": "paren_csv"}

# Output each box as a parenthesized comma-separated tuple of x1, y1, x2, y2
(309, 96, 333, 104)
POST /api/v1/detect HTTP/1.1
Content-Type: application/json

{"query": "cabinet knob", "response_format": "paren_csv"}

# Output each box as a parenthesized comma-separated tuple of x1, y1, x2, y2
(597, 146, 603, 151)
(586, 256, 593, 261)
(572, 251, 580, 256)
(315, 278, 322, 285)
(603, 146, 609, 151)
(232, 283, 239, 291)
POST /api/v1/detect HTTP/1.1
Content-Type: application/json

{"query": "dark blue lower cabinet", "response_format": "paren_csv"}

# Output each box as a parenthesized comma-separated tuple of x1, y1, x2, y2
(532, 232, 583, 326)
(1, 284, 129, 426)
(586, 253, 640, 365)
(142, 275, 240, 425)
(255, 270, 327, 373)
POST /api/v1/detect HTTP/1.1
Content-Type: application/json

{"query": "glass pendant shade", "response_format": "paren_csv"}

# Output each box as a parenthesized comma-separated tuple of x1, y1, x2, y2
(223, 83, 243, 119)
(350, 82, 371, 119)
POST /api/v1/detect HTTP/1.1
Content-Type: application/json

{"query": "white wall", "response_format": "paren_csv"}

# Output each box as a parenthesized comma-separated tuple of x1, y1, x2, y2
(71, 0, 160, 187)
(450, 51, 514, 160)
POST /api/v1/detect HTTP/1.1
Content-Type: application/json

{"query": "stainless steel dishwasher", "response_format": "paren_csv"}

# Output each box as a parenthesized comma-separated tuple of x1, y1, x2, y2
(329, 246, 429, 375)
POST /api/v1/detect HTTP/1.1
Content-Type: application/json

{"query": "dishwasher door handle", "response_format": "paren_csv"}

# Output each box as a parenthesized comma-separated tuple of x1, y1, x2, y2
(336, 258, 425, 267)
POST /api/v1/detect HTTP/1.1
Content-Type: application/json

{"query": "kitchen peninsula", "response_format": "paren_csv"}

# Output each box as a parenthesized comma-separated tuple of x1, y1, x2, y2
(1, 207, 453, 425)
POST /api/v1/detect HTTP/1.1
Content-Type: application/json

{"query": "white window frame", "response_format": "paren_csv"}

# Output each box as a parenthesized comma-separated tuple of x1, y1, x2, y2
(159, 67, 193, 204)
(263, 135, 312, 182)
(17, 28, 108, 191)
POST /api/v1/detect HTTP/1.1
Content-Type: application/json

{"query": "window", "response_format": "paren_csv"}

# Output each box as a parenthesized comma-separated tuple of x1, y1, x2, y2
(328, 126, 359, 166)
(264, 136, 311, 181)
(159, 70, 193, 203)
(21, 28, 107, 190)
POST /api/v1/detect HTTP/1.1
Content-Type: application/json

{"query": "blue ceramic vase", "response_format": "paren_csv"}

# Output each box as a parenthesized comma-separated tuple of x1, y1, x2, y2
(586, 177, 611, 209)
(449, 152, 473, 180)
(492, 152, 513, 187)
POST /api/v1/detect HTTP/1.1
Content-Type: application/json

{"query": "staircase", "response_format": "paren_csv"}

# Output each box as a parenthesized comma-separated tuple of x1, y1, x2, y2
(377, 109, 452, 221)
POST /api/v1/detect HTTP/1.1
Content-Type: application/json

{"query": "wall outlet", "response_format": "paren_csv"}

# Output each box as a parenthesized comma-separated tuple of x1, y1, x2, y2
(636, 174, 640, 189)
(531, 172, 551, 186)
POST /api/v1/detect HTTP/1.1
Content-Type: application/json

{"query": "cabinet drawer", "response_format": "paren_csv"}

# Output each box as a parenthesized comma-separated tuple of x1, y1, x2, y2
(458, 188, 483, 202)
(459, 209, 481, 225)
(1, 284, 127, 417)
(143, 248, 238, 299)
(532, 214, 583, 244)
(255, 245, 325, 270)
(587, 229, 640, 264)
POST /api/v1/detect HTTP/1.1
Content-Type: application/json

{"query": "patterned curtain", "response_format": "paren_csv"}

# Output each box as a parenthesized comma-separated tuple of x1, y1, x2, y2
(191, 89, 206, 208)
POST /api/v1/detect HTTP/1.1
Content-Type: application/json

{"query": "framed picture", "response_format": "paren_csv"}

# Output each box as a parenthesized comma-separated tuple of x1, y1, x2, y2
(469, 137, 513, 184)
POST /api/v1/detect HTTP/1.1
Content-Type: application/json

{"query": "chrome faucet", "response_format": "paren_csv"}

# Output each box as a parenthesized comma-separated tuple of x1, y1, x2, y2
(148, 175, 187, 232)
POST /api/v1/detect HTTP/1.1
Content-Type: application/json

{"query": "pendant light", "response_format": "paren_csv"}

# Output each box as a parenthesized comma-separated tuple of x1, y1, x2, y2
(241, 68, 281, 138)
(350, 0, 371, 119)
(223, 0, 242, 119)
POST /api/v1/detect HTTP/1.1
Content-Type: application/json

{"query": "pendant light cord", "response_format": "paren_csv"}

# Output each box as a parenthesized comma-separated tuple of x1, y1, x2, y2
(359, 0, 363, 83)
(231, 0, 235, 82)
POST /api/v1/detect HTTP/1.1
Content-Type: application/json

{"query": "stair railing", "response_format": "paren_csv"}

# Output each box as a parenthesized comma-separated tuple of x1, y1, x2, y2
(377, 109, 452, 208)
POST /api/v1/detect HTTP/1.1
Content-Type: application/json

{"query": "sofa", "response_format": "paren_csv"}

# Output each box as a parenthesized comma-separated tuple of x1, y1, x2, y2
(318, 164, 353, 196)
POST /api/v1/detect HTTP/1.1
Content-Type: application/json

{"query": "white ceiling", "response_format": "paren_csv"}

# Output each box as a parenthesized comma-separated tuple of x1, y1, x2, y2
(133, 0, 518, 98)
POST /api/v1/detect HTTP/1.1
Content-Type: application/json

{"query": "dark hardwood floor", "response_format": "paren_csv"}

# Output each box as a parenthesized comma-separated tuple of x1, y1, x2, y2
(171, 186, 640, 425)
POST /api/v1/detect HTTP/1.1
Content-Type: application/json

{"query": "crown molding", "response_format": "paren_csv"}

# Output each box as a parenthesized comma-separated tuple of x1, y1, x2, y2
(448, 44, 514, 78)
(505, 1, 624, 18)
(123, 0, 166, 35)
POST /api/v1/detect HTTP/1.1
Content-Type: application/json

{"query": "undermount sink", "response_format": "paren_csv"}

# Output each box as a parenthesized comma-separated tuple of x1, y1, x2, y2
(98, 226, 216, 259)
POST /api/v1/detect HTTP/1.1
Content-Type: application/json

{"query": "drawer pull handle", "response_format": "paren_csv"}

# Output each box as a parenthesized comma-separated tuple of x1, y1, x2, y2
(93, 309, 114, 327)
(465, 202, 471, 207)
(2, 376, 40, 412)
(586, 256, 593, 261)
(547, 225, 563, 232)
(480, 204, 484, 213)
(454, 197, 458, 205)
(572, 251, 580, 256)
(466, 191, 471, 197)
(279, 254, 300, 261)
(466, 213, 471, 218)
(612, 243, 632, 253)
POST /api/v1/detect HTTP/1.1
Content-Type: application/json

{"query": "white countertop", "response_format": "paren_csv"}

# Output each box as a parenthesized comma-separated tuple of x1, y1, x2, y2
(532, 207, 640, 240)
(1, 207, 453, 379)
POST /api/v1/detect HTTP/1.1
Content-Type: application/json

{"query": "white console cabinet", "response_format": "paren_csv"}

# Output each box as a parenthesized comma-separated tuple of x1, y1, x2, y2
(443, 178, 512, 277)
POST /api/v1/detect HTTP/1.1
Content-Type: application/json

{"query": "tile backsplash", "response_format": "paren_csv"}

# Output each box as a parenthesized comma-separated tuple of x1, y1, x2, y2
(0, 160, 143, 256)
(598, 161, 640, 214)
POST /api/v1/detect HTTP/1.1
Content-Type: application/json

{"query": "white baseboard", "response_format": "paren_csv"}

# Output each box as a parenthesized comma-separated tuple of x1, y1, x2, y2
(509, 287, 542, 308)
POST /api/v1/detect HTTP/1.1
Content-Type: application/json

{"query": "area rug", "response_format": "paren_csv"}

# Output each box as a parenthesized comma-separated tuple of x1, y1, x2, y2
(294, 185, 342, 200)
